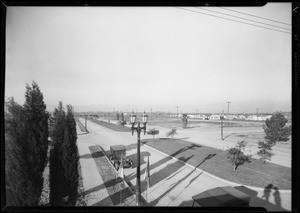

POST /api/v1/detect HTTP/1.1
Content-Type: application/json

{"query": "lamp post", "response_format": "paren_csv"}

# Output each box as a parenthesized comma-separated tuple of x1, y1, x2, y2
(220, 114, 224, 140)
(130, 111, 148, 206)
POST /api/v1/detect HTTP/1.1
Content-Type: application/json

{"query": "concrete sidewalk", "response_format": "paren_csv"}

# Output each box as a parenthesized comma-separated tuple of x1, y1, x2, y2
(76, 122, 136, 206)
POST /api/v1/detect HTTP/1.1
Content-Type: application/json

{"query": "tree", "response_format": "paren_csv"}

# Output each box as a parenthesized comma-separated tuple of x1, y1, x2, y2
(50, 103, 79, 206)
(263, 112, 291, 145)
(182, 114, 188, 129)
(237, 140, 247, 151)
(227, 147, 251, 171)
(61, 105, 79, 205)
(23, 81, 49, 193)
(257, 141, 273, 164)
(5, 98, 37, 206)
(147, 128, 159, 138)
(5, 81, 49, 206)
(166, 128, 178, 138)
(49, 101, 66, 205)
(120, 113, 124, 122)
(116, 113, 120, 121)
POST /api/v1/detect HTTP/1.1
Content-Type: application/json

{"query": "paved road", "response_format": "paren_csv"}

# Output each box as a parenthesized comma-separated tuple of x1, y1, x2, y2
(77, 118, 291, 210)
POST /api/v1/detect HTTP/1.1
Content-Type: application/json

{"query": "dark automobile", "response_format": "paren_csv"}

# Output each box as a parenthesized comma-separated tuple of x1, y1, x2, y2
(109, 145, 132, 171)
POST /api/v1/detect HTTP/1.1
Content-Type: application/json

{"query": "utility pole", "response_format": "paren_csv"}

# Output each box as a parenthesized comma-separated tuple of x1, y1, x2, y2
(226, 101, 231, 124)
(221, 115, 224, 140)
(256, 108, 258, 121)
(151, 108, 152, 120)
(84, 114, 87, 130)
(176, 106, 179, 121)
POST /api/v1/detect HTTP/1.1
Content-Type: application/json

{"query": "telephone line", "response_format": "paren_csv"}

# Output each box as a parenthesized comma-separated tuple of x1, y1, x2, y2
(176, 7, 291, 34)
(220, 7, 291, 26)
(195, 7, 291, 31)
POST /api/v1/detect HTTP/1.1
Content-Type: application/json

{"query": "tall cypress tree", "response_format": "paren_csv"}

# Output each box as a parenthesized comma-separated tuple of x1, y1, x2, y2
(5, 92, 48, 206)
(61, 105, 79, 205)
(49, 102, 66, 205)
(5, 98, 35, 205)
(23, 81, 49, 199)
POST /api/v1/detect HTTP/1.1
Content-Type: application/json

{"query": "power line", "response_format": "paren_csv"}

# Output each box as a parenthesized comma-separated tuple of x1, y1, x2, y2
(195, 7, 291, 31)
(176, 7, 291, 34)
(220, 7, 291, 26)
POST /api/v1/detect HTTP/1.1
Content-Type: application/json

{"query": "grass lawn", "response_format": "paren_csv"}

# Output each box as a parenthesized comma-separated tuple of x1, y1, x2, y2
(142, 138, 291, 190)
(88, 118, 131, 132)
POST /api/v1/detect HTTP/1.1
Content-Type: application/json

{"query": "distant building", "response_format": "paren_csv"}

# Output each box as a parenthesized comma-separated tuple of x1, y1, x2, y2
(209, 114, 221, 120)
(238, 115, 246, 120)
(227, 114, 238, 120)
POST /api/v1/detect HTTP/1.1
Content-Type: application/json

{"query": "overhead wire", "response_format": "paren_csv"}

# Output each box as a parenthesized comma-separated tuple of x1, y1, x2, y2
(176, 7, 291, 34)
(219, 7, 291, 26)
(195, 7, 291, 31)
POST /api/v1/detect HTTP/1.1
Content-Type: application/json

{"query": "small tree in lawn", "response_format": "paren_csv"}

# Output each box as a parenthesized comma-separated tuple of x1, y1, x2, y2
(257, 140, 273, 164)
(263, 112, 291, 146)
(166, 128, 178, 138)
(227, 147, 251, 171)
(147, 128, 159, 138)
(237, 140, 247, 151)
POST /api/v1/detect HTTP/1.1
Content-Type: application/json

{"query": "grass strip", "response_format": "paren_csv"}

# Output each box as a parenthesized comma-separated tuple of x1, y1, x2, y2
(76, 118, 88, 132)
(142, 138, 291, 190)
(88, 118, 131, 132)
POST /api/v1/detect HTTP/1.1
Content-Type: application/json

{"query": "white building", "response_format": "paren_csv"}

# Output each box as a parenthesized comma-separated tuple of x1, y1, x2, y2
(209, 114, 221, 120)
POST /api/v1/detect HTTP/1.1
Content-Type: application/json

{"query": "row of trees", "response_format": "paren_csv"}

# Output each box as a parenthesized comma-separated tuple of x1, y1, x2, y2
(49, 102, 79, 206)
(5, 82, 80, 206)
(5, 82, 49, 205)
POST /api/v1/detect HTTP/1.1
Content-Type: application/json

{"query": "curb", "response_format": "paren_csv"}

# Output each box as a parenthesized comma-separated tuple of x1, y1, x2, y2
(143, 144, 291, 193)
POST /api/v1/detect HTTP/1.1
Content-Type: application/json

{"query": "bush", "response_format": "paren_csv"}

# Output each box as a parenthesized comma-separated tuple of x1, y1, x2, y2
(166, 128, 178, 138)
(257, 140, 273, 164)
(118, 120, 127, 126)
(227, 147, 251, 171)
(147, 128, 159, 138)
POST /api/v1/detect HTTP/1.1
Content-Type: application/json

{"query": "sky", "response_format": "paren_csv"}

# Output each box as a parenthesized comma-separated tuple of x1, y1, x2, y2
(5, 3, 292, 114)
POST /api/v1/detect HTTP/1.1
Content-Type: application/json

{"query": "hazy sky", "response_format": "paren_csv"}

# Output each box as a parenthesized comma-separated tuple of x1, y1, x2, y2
(5, 4, 292, 114)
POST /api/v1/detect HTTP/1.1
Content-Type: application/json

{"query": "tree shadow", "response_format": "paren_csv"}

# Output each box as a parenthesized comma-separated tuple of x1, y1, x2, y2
(196, 154, 217, 167)
(147, 157, 204, 206)
(170, 144, 202, 158)
(92, 185, 134, 206)
(80, 150, 104, 159)
(223, 133, 236, 140)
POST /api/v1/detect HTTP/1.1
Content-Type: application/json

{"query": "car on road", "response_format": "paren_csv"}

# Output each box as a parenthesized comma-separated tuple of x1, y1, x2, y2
(109, 145, 132, 171)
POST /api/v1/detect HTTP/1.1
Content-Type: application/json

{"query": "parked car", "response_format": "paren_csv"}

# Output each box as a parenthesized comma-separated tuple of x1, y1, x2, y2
(109, 145, 132, 170)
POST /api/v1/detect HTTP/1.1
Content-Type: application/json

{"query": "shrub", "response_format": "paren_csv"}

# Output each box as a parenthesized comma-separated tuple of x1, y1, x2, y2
(166, 128, 178, 138)
(118, 120, 127, 126)
(257, 140, 273, 164)
(227, 147, 251, 171)
(147, 128, 159, 138)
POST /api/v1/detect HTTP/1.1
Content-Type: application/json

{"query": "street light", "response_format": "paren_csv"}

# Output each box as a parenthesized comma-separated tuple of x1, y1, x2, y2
(220, 114, 224, 140)
(130, 111, 148, 206)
